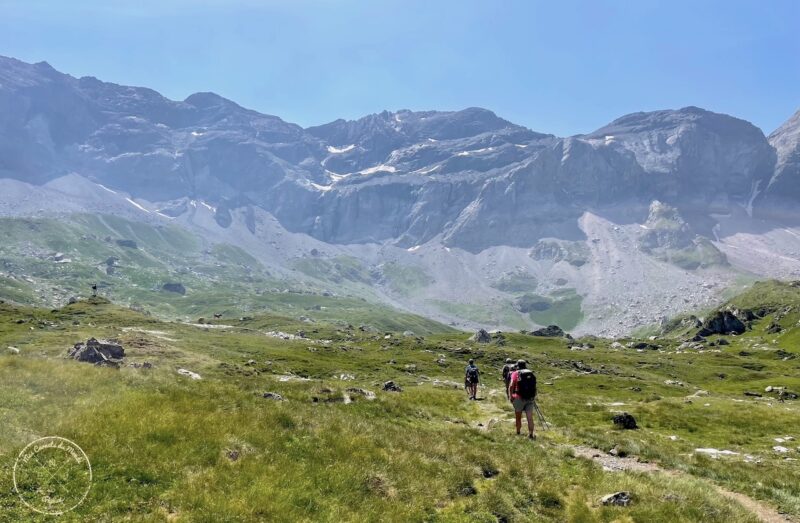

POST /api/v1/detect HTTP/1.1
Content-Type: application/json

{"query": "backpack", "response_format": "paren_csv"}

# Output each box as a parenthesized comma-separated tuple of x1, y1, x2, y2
(517, 369, 537, 399)
(466, 366, 479, 382)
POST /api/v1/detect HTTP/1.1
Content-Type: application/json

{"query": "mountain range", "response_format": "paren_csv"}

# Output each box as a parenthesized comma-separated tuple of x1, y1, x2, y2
(1, 55, 799, 335)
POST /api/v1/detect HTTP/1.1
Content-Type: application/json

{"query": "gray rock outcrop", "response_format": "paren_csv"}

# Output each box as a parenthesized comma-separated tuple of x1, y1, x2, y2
(68, 338, 124, 367)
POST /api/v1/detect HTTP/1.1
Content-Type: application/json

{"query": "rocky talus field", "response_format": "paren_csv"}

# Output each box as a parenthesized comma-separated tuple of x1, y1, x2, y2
(1, 281, 799, 522)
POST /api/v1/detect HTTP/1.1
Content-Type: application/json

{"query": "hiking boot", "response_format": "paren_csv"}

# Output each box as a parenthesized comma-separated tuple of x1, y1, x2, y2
(528, 433, 536, 440)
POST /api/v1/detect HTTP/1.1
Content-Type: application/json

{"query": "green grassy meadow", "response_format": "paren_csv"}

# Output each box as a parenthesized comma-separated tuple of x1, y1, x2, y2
(0, 281, 798, 521)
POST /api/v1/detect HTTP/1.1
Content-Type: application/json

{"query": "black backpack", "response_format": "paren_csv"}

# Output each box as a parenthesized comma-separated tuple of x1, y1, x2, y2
(517, 369, 537, 399)
(467, 366, 479, 382)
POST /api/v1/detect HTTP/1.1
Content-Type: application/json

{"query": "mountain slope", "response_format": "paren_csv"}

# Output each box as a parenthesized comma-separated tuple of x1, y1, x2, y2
(1, 55, 800, 334)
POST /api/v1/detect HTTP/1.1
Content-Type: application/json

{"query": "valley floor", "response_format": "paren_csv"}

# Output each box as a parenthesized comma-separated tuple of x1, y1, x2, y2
(1, 296, 799, 522)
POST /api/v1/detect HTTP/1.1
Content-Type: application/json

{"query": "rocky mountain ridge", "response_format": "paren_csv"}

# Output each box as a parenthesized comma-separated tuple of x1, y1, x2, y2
(1, 55, 800, 335)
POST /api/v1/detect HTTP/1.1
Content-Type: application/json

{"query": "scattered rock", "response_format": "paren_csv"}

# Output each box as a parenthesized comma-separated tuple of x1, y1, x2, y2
(382, 381, 402, 392)
(346, 388, 376, 400)
(7, 346, 19, 355)
(612, 413, 638, 430)
(67, 296, 78, 305)
(664, 380, 684, 387)
(265, 330, 303, 341)
(432, 379, 462, 389)
(766, 322, 783, 334)
(402, 330, 415, 337)
(529, 325, 566, 337)
(601, 491, 632, 507)
(695, 448, 739, 457)
(67, 338, 125, 367)
(177, 368, 202, 380)
(773, 446, 790, 454)
(744, 391, 762, 397)
(262, 392, 284, 401)
(129, 362, 153, 369)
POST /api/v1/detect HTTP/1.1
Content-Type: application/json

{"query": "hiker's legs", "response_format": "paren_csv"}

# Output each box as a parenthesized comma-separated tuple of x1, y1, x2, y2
(525, 408, 535, 436)
(514, 411, 522, 434)
(472, 383, 478, 399)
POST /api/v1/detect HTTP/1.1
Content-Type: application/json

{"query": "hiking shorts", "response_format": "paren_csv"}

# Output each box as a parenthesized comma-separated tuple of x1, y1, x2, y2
(512, 398, 534, 413)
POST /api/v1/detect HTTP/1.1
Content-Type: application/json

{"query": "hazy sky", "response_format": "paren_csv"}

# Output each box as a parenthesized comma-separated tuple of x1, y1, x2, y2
(1, 0, 798, 136)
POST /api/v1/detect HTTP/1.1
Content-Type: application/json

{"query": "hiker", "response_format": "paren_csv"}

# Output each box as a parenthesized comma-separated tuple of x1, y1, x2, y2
(508, 359, 537, 439)
(501, 358, 516, 399)
(464, 358, 480, 400)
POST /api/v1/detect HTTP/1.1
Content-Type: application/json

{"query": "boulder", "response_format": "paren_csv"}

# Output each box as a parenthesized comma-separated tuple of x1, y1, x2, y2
(177, 368, 202, 380)
(7, 346, 20, 355)
(469, 329, 492, 343)
(529, 325, 566, 337)
(601, 491, 632, 507)
(67, 338, 125, 367)
(612, 412, 638, 430)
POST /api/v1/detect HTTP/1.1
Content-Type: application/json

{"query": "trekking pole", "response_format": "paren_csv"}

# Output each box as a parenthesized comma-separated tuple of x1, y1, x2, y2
(533, 400, 550, 430)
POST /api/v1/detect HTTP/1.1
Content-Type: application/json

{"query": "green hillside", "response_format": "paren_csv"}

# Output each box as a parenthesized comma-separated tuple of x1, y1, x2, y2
(1, 282, 799, 521)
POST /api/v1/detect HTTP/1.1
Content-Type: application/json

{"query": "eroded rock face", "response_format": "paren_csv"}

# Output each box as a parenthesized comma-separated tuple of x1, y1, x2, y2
(68, 338, 124, 367)
(0, 56, 787, 253)
(760, 110, 800, 219)
(697, 310, 747, 336)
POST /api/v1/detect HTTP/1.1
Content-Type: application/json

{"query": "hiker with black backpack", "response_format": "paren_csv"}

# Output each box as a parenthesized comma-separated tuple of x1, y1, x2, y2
(464, 358, 480, 400)
(501, 358, 515, 400)
(508, 359, 537, 439)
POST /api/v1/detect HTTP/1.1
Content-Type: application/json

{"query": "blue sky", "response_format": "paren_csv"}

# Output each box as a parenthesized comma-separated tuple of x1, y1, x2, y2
(1, 0, 797, 136)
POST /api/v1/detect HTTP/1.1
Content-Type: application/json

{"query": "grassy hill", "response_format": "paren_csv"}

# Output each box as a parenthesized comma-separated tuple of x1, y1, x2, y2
(0, 215, 450, 335)
(1, 282, 799, 521)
